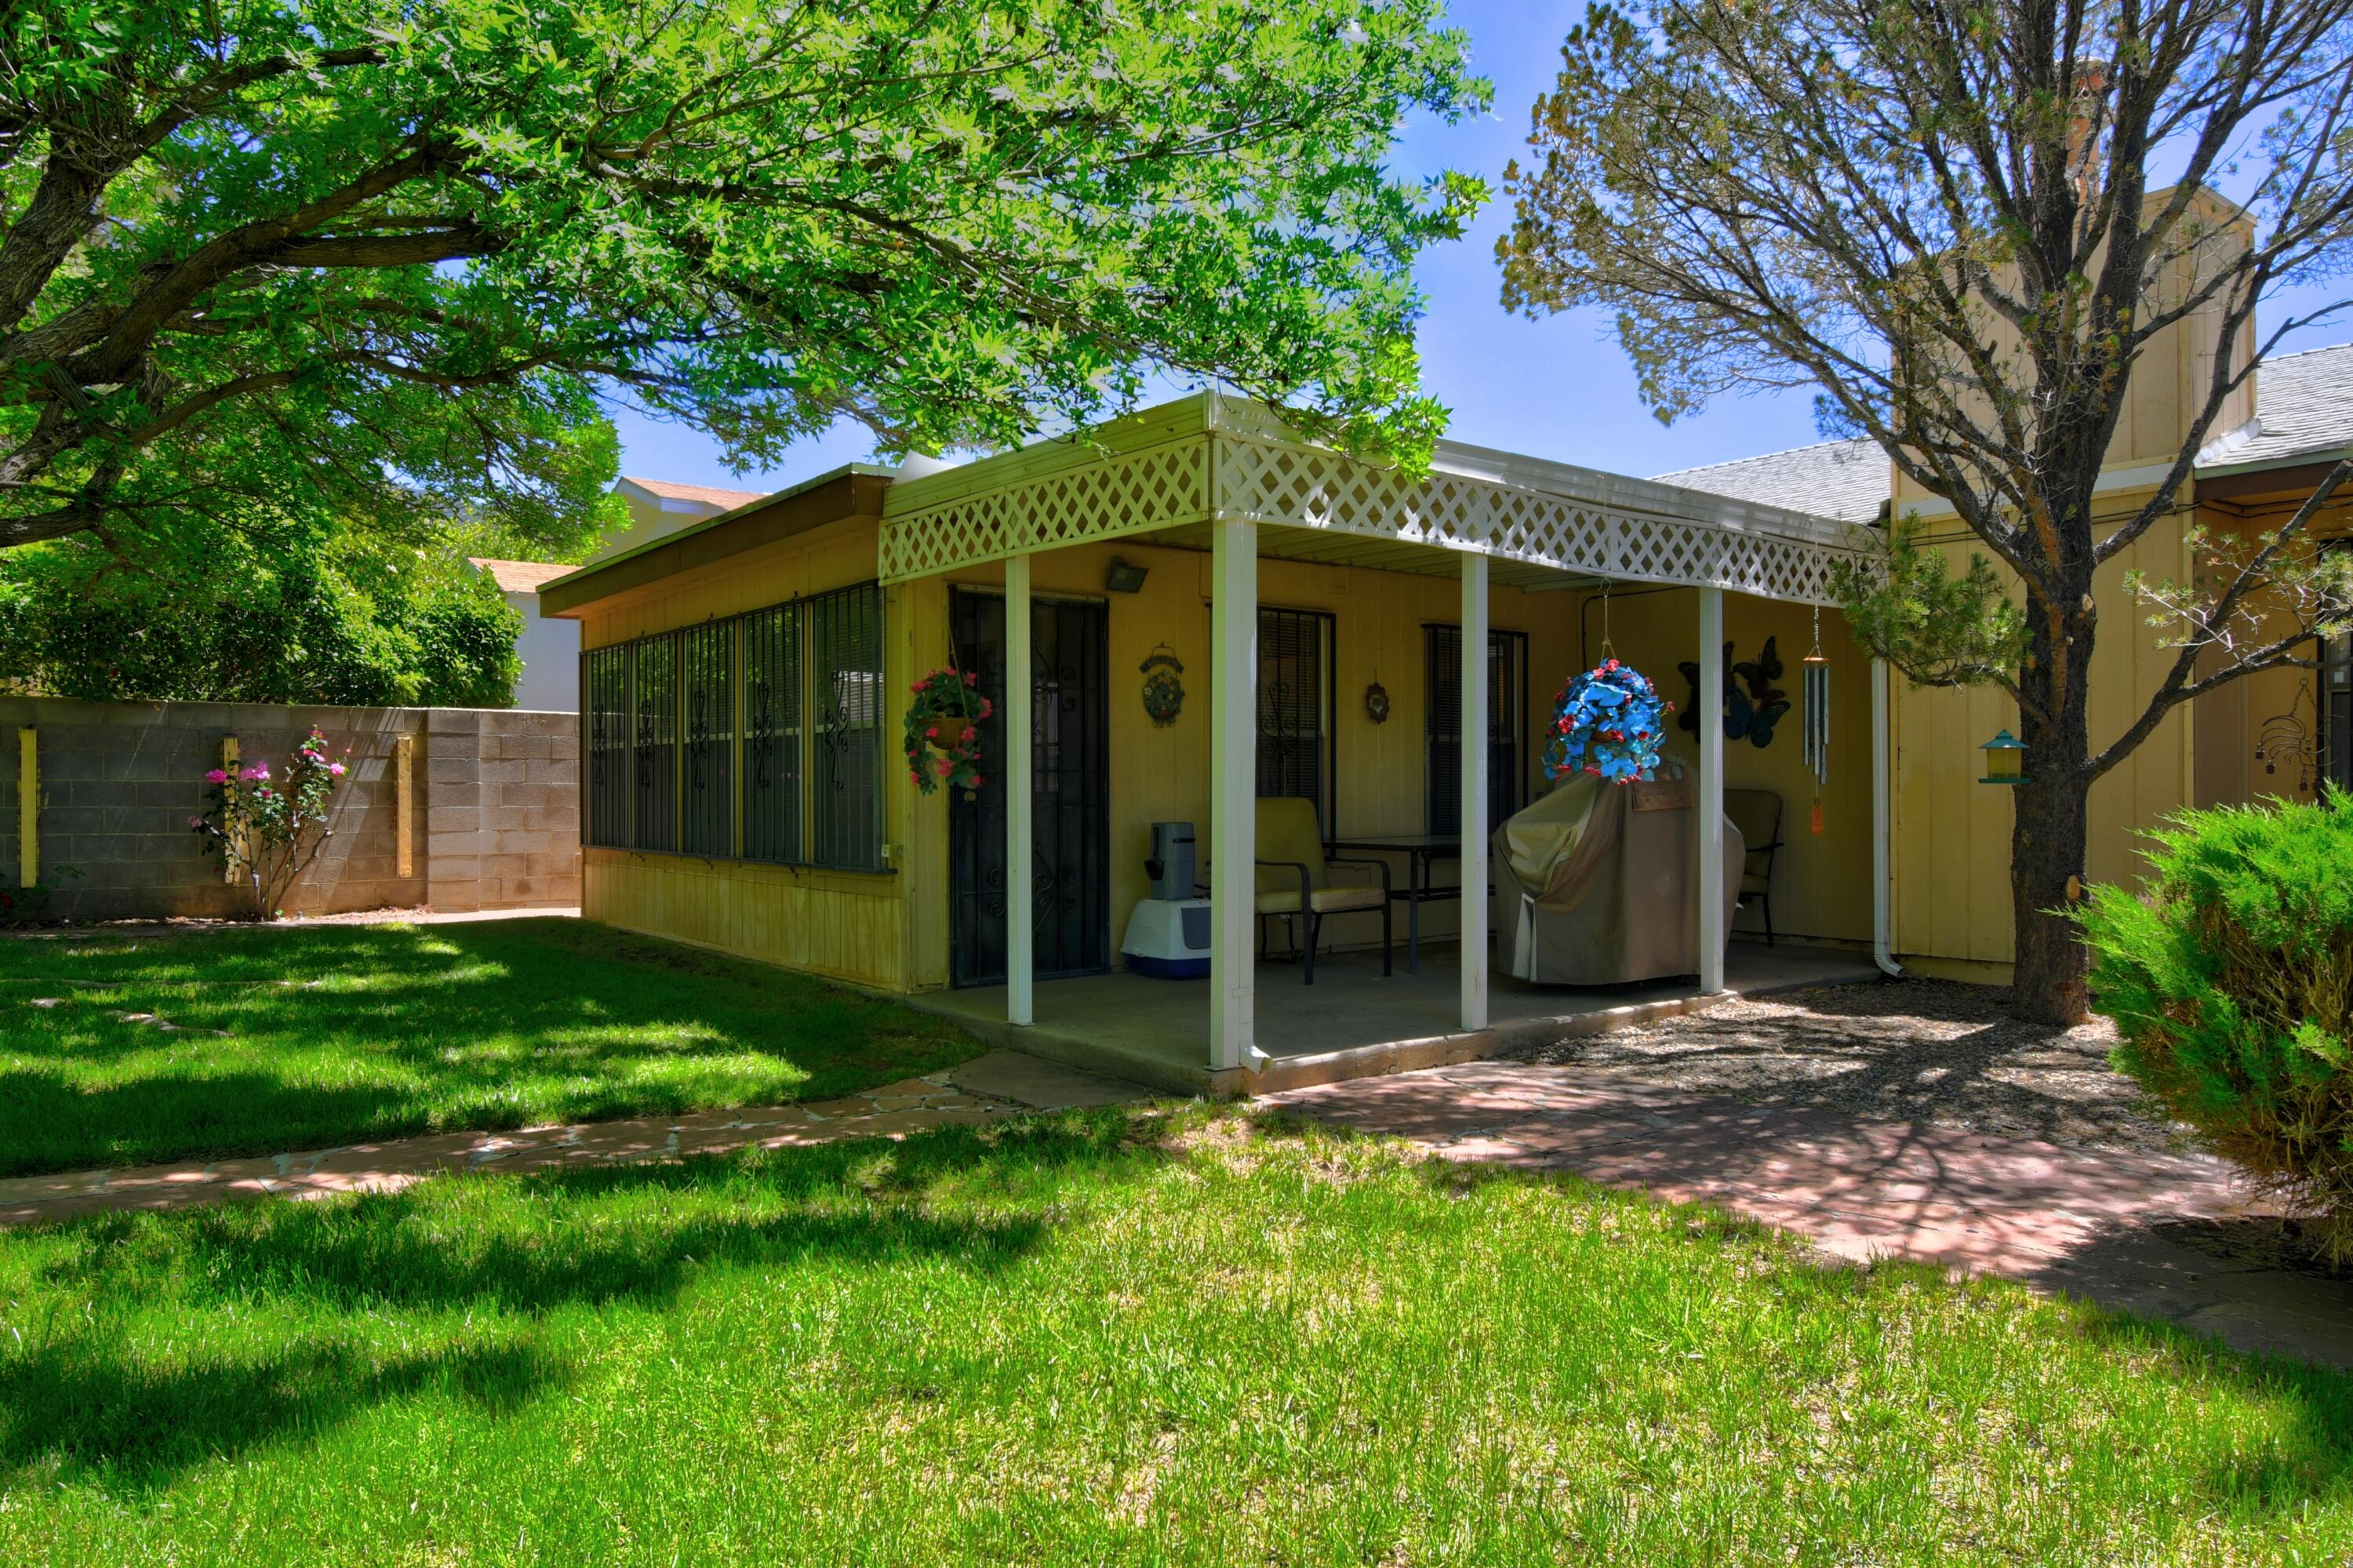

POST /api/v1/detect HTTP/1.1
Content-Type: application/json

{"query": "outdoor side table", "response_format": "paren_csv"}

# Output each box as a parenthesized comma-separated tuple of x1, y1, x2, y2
(1322, 833, 1462, 974)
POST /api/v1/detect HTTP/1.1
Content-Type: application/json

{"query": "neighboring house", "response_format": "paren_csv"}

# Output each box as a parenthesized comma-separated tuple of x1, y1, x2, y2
(596, 475, 769, 562)
(467, 558, 582, 711)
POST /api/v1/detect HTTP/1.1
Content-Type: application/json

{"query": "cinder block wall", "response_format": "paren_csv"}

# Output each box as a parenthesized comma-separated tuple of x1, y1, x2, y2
(0, 697, 579, 920)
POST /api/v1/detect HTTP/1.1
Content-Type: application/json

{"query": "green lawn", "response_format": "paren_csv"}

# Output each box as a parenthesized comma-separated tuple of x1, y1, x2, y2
(0, 917, 978, 1177)
(2, 1106, 2350, 1565)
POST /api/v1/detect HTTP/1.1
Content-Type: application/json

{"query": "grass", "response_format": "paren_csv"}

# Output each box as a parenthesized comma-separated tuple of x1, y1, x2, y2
(0, 917, 978, 1177)
(2, 1105, 2351, 1565)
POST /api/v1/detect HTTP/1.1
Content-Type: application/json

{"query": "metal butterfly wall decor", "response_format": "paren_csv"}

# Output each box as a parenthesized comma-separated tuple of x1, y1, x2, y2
(1678, 637, 1791, 748)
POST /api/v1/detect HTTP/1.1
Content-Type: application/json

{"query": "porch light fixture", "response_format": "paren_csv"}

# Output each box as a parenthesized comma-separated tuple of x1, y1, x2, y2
(1979, 728, 2028, 785)
(1105, 556, 1149, 594)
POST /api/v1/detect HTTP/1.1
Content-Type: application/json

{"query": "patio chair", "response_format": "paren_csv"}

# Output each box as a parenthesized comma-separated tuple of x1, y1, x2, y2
(1245, 797, 1392, 985)
(1722, 788, 1785, 946)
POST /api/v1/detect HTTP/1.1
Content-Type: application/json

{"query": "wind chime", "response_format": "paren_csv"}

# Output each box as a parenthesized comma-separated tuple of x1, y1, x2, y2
(1802, 605, 1831, 834)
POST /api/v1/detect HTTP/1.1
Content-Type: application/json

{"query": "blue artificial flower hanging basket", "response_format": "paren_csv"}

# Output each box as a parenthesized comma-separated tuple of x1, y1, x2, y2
(1542, 657, 1674, 784)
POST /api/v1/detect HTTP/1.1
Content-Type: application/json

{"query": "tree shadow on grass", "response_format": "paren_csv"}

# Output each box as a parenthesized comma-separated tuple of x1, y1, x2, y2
(0, 1068, 428, 1179)
(0, 1115, 1167, 1492)
(0, 1333, 567, 1494)
(0, 917, 984, 1178)
(1, 1118, 1166, 1495)
(43, 1115, 1158, 1322)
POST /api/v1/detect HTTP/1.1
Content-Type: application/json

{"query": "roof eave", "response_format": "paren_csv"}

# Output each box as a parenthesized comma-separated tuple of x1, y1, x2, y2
(543, 464, 896, 617)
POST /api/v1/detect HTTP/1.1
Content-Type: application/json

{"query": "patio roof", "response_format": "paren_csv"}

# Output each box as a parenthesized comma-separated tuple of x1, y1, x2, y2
(878, 391, 1871, 605)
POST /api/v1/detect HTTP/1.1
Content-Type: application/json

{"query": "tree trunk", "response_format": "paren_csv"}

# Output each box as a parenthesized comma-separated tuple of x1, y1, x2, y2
(2008, 761, 2091, 1024)
(2010, 589, 2097, 1025)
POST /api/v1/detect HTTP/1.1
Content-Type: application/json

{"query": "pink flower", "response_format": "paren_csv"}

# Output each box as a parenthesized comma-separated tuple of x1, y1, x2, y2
(977, 698, 993, 719)
(187, 816, 205, 829)
(328, 762, 346, 776)
(963, 671, 977, 686)
(205, 768, 228, 784)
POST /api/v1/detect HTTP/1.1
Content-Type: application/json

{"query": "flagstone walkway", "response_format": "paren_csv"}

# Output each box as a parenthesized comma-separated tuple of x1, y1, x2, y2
(1266, 1058, 2353, 1370)
(0, 1050, 1143, 1229)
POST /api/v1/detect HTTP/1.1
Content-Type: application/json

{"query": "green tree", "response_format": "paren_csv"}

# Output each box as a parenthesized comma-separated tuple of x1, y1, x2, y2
(1499, 0, 2353, 1022)
(0, 0, 1486, 568)
(0, 529, 524, 706)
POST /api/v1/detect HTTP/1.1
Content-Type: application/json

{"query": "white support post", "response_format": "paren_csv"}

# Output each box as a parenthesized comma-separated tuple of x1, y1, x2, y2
(1209, 518, 1258, 1070)
(1459, 552, 1489, 1031)
(1871, 656, 1904, 977)
(1696, 586, 1726, 994)
(1006, 551, 1035, 1027)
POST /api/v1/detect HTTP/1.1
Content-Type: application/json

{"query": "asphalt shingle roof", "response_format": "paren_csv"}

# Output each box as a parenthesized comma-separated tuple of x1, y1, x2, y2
(467, 558, 577, 595)
(620, 475, 768, 510)
(1649, 340, 2351, 514)
(1649, 438, 1889, 524)
(2195, 341, 2353, 473)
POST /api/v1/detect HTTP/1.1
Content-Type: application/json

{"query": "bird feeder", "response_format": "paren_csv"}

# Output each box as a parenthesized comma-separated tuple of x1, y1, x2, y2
(1979, 728, 2028, 785)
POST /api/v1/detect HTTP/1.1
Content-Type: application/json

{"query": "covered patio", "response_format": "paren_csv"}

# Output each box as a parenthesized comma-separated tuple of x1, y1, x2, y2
(882, 392, 1895, 1086)
(917, 938, 1882, 1095)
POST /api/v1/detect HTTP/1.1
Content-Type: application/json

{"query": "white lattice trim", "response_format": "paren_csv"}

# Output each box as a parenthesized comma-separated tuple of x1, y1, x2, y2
(878, 438, 1210, 582)
(1213, 434, 1860, 605)
(876, 394, 1864, 604)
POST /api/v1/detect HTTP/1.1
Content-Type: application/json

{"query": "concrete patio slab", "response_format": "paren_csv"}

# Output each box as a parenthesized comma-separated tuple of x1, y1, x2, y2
(915, 939, 1881, 1096)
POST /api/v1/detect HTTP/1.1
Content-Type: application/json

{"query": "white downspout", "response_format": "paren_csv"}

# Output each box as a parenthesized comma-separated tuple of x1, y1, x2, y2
(1871, 656, 1904, 977)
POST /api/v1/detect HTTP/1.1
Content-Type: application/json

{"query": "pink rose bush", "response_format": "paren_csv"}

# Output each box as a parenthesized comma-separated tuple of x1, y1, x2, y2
(190, 726, 351, 919)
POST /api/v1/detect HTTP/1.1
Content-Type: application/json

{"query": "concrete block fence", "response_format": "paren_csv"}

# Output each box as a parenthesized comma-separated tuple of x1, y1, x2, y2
(0, 697, 580, 921)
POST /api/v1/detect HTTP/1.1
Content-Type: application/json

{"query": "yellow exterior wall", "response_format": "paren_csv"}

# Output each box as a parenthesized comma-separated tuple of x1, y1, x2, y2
(2191, 489, 2353, 810)
(573, 511, 1888, 991)
(1565, 587, 1878, 946)
(1876, 195, 2265, 973)
(900, 540, 1589, 988)
(1883, 506, 2199, 968)
(574, 514, 918, 991)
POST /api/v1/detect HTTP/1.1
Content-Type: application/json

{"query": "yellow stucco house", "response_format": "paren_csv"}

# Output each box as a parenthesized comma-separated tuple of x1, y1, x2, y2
(540, 315, 2351, 1093)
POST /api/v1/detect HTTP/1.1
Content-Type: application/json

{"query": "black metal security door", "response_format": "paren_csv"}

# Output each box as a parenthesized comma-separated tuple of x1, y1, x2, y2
(948, 590, 1111, 988)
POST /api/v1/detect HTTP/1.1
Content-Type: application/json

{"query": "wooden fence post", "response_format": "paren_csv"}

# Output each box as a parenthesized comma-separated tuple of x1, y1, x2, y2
(396, 733, 415, 879)
(221, 737, 240, 884)
(16, 728, 35, 888)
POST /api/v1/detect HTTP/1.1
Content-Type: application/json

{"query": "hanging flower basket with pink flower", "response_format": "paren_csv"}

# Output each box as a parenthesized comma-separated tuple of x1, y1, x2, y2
(902, 664, 991, 799)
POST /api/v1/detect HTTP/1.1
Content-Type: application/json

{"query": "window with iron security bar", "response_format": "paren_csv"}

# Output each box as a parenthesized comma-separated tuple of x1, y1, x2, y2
(579, 584, 886, 871)
(1425, 626, 1529, 836)
(631, 631, 679, 853)
(808, 583, 888, 872)
(1257, 606, 1336, 833)
(583, 644, 632, 848)
(741, 602, 804, 864)
(678, 620, 736, 858)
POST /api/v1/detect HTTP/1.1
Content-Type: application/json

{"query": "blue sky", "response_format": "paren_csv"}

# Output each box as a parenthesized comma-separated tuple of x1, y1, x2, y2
(607, 0, 2350, 493)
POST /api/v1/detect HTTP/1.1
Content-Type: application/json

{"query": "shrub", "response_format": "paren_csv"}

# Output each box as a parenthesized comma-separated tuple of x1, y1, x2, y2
(190, 729, 349, 920)
(0, 866, 82, 926)
(2079, 796, 2353, 1258)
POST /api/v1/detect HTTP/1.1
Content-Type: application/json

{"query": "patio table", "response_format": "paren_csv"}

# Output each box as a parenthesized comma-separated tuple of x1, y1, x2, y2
(1322, 833, 1461, 973)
